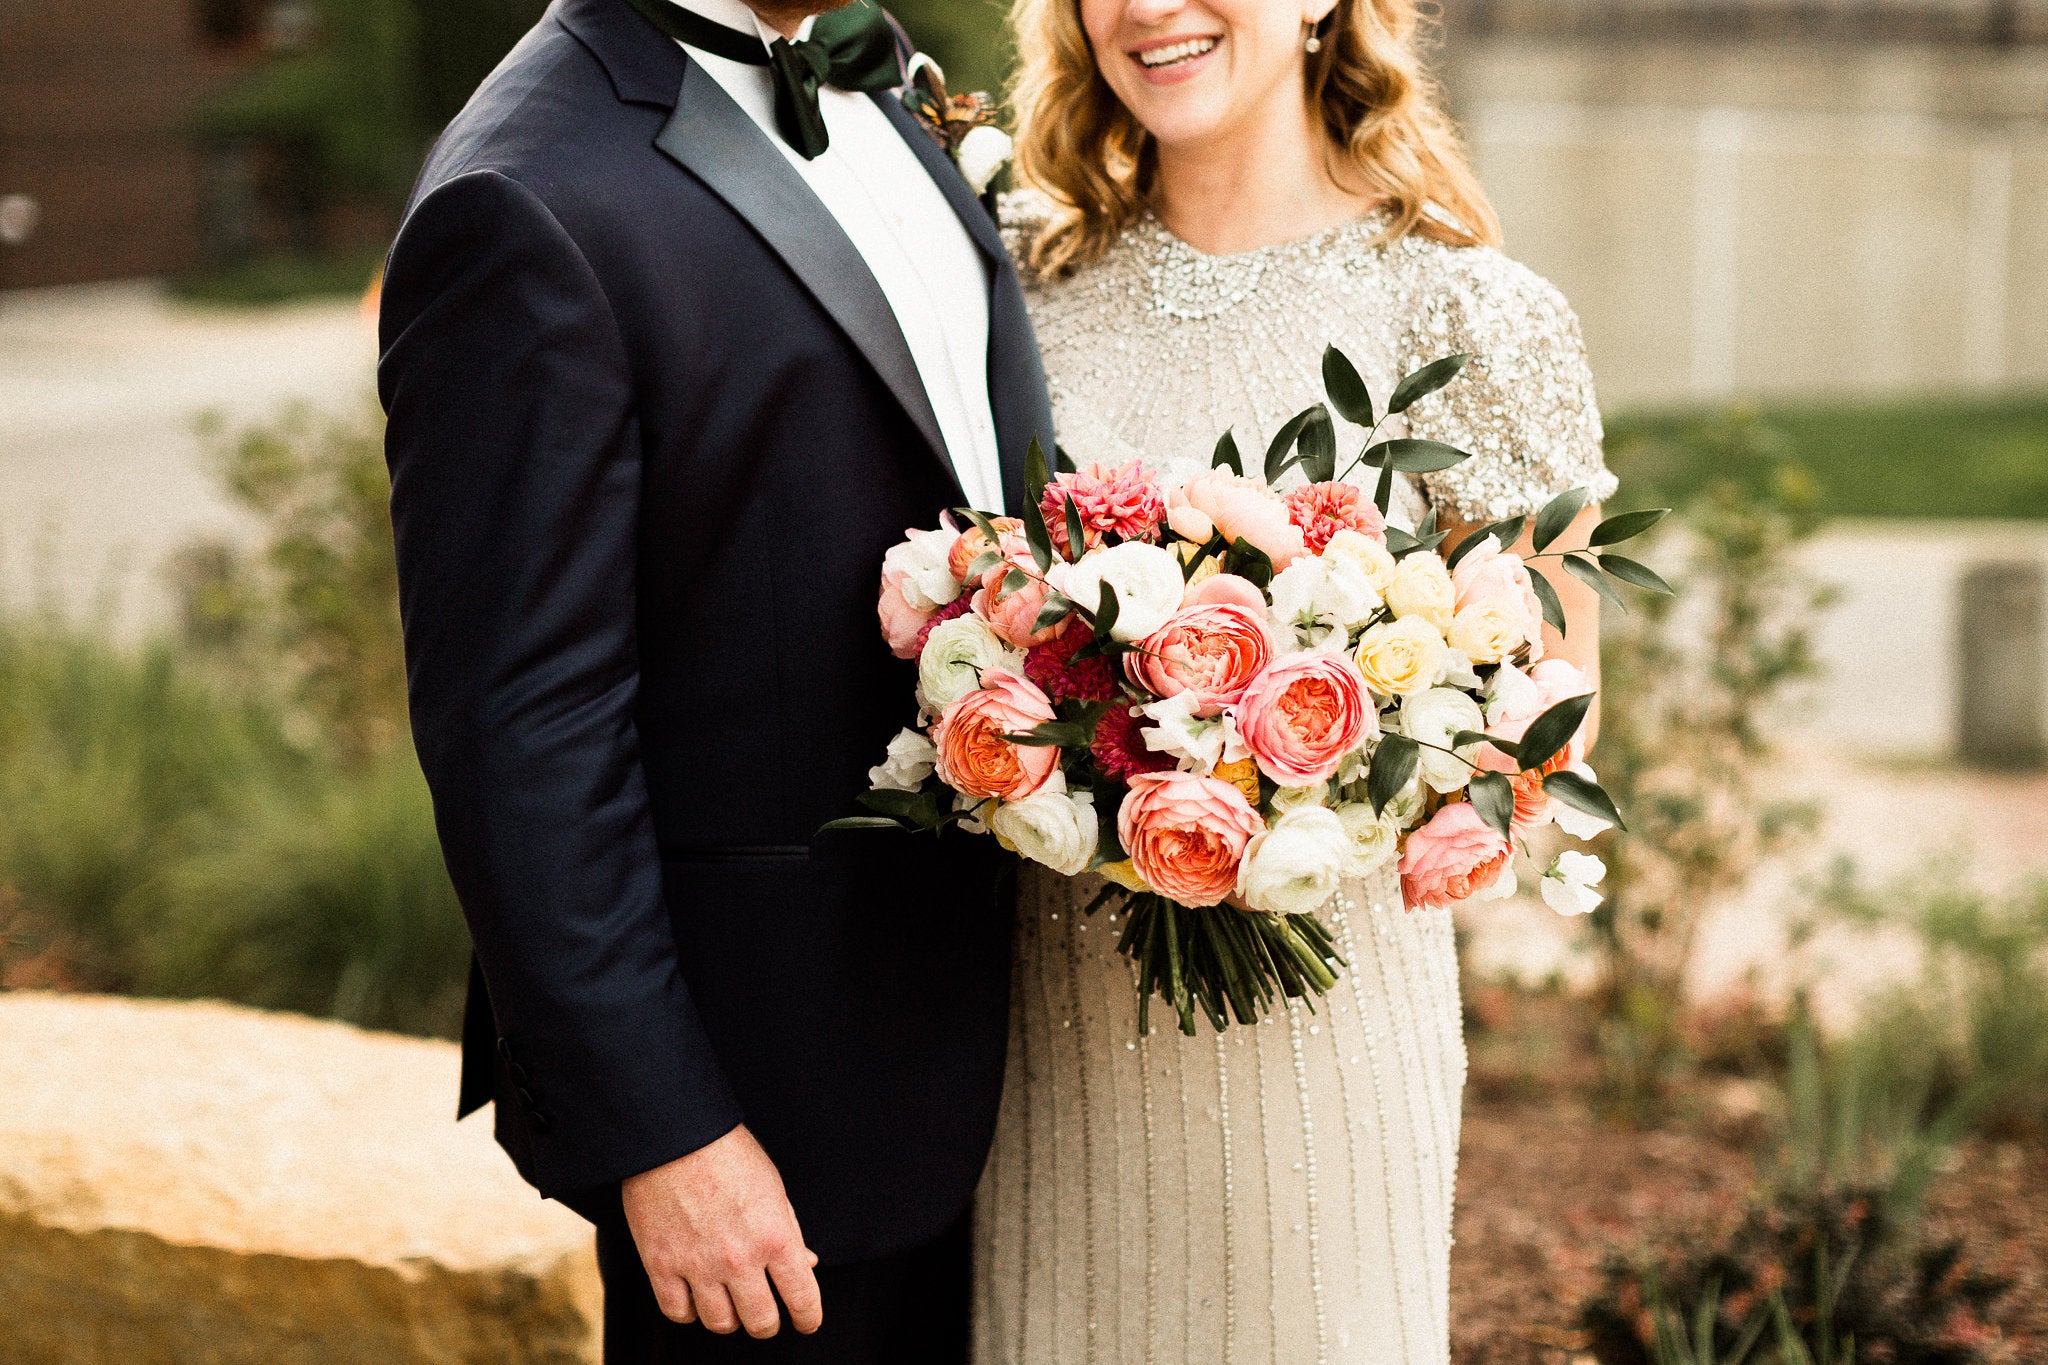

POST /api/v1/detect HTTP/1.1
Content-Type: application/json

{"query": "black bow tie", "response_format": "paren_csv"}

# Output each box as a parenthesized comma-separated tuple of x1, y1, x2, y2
(624, 0, 902, 159)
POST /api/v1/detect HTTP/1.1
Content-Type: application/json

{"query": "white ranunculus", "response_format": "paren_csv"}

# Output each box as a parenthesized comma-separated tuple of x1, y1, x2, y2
(1058, 541, 1185, 643)
(918, 615, 1024, 715)
(868, 727, 936, 792)
(990, 785, 1099, 876)
(1268, 554, 1382, 650)
(1394, 687, 1486, 794)
(1333, 802, 1400, 876)
(1269, 783, 1333, 818)
(1238, 807, 1350, 915)
(1540, 849, 1605, 915)
(882, 526, 963, 612)
(956, 125, 1015, 195)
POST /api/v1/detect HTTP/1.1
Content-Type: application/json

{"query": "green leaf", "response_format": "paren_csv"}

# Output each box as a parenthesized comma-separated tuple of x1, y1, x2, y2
(1002, 720, 1091, 747)
(1022, 498, 1054, 574)
(965, 549, 1003, 579)
(1587, 507, 1669, 547)
(1383, 526, 1420, 556)
(1373, 459, 1396, 516)
(858, 788, 925, 818)
(1212, 429, 1243, 475)
(1054, 442, 1078, 474)
(1321, 345, 1375, 426)
(1529, 567, 1567, 635)
(1542, 769, 1625, 831)
(819, 815, 908, 831)
(1263, 406, 1319, 482)
(1561, 552, 1629, 612)
(1033, 597, 1076, 634)
(1024, 435, 1051, 511)
(1368, 734, 1420, 816)
(1444, 514, 1528, 571)
(1468, 771, 1516, 844)
(1452, 730, 1519, 760)
(1222, 537, 1275, 589)
(1359, 438, 1470, 474)
(1298, 405, 1337, 484)
(999, 565, 1031, 601)
(1515, 692, 1593, 773)
(1093, 580, 1120, 642)
(1531, 485, 1589, 552)
(1063, 493, 1087, 560)
(1598, 553, 1674, 595)
(955, 506, 1003, 549)
(1386, 353, 1470, 414)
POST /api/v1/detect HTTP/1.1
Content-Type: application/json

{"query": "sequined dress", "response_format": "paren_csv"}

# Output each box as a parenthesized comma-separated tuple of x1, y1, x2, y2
(969, 202, 1616, 1365)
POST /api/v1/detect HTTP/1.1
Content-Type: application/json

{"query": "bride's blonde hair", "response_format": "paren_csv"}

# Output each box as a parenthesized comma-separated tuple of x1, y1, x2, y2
(1008, 0, 1501, 277)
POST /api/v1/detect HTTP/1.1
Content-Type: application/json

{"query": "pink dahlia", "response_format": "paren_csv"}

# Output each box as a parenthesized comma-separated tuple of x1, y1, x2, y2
(1040, 460, 1167, 558)
(1091, 703, 1176, 782)
(911, 595, 975, 658)
(1284, 481, 1386, 555)
(1025, 625, 1118, 703)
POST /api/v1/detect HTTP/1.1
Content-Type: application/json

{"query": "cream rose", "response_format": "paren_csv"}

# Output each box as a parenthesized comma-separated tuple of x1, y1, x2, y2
(1352, 616, 1447, 697)
(1057, 541, 1186, 643)
(1322, 528, 1399, 592)
(1237, 806, 1350, 915)
(1381, 553, 1456, 632)
(990, 784, 1100, 876)
(1394, 687, 1486, 793)
(1448, 600, 1526, 666)
(918, 615, 1025, 715)
(1333, 801, 1401, 876)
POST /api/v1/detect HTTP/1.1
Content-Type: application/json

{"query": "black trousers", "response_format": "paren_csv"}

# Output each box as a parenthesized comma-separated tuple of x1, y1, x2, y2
(595, 1214, 971, 1365)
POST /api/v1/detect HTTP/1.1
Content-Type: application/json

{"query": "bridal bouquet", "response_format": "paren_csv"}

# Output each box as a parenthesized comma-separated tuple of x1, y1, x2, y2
(836, 347, 1669, 1035)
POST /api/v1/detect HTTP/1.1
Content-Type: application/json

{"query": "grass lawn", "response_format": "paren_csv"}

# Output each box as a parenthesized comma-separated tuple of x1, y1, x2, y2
(1607, 391, 2048, 521)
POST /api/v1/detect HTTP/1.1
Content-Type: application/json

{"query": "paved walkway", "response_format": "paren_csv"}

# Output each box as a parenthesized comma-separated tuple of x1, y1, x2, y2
(0, 282, 374, 636)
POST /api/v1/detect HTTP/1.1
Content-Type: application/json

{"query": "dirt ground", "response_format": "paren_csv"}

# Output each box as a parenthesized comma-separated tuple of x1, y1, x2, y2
(1448, 1091, 2048, 1363)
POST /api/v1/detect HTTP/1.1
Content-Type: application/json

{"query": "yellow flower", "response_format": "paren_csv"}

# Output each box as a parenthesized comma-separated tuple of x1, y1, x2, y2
(1096, 858, 1151, 893)
(1353, 616, 1447, 696)
(1212, 756, 1262, 808)
(1381, 553, 1456, 632)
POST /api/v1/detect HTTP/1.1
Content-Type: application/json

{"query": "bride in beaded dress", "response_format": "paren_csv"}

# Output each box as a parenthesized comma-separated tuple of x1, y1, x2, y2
(971, 1, 1617, 1362)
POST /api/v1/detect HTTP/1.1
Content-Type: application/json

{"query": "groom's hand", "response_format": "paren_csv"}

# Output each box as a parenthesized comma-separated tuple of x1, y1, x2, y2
(620, 1125, 823, 1338)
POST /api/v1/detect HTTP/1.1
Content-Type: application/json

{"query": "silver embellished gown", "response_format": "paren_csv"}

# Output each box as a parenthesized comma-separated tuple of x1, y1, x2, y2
(969, 201, 1617, 1365)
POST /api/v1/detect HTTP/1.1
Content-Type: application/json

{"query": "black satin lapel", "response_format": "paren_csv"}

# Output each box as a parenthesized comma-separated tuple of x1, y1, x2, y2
(655, 62, 957, 494)
(873, 93, 1009, 267)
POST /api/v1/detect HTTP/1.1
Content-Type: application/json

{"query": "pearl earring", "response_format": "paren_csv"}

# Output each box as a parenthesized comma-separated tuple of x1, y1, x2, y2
(1304, 19, 1323, 53)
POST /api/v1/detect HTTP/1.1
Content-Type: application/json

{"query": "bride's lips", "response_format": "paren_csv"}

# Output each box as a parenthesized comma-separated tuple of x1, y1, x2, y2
(1127, 32, 1223, 87)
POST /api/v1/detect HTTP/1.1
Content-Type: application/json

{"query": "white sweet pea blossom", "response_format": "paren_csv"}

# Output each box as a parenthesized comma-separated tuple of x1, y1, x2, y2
(1238, 807, 1350, 915)
(1267, 554, 1381, 651)
(1057, 541, 1186, 643)
(917, 615, 1025, 715)
(1394, 688, 1486, 794)
(1540, 850, 1606, 915)
(882, 526, 963, 612)
(990, 784, 1099, 876)
(1474, 863, 1520, 902)
(1137, 692, 1246, 775)
(1483, 661, 1541, 726)
(1549, 764, 1614, 839)
(868, 727, 936, 792)
(956, 125, 1014, 195)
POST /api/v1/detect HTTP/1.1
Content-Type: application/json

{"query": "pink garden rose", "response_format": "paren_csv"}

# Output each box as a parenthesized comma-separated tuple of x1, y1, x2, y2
(1039, 460, 1167, 557)
(1284, 481, 1386, 555)
(1167, 471, 1307, 569)
(1475, 659, 1594, 776)
(946, 515, 1024, 583)
(1181, 572, 1269, 615)
(1117, 771, 1267, 907)
(1451, 536, 1545, 663)
(1235, 652, 1376, 786)
(1126, 602, 1273, 717)
(1399, 802, 1512, 910)
(971, 555, 1065, 649)
(933, 670, 1061, 800)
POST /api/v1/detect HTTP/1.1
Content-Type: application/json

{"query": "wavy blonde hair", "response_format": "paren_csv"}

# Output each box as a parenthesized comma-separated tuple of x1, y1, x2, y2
(1008, 0, 1500, 277)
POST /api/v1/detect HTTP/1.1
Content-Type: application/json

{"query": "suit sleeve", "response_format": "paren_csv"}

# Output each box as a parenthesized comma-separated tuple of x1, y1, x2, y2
(378, 168, 744, 1198)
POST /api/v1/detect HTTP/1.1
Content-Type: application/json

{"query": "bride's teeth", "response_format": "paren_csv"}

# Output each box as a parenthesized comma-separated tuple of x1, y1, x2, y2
(1139, 37, 1218, 68)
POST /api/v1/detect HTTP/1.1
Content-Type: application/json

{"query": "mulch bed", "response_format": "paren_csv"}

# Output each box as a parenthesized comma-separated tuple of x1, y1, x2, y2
(1449, 1089, 2048, 1363)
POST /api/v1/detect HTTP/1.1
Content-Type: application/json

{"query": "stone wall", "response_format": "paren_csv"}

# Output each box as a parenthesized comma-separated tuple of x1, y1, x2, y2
(0, 993, 601, 1363)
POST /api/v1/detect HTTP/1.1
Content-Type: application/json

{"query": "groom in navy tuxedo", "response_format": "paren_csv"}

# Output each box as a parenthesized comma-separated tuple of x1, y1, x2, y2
(377, 0, 1050, 1358)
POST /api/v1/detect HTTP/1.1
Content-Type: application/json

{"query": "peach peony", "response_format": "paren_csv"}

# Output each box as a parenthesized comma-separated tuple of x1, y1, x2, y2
(1169, 471, 1307, 568)
(947, 515, 1025, 582)
(1235, 652, 1376, 786)
(1182, 571, 1269, 615)
(1117, 771, 1266, 907)
(933, 670, 1061, 800)
(971, 555, 1065, 649)
(1399, 802, 1512, 910)
(1284, 481, 1386, 554)
(1126, 602, 1273, 717)
(1039, 460, 1167, 557)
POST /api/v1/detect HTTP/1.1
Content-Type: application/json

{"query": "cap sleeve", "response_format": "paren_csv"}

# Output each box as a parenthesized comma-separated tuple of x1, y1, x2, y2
(1400, 250, 1617, 522)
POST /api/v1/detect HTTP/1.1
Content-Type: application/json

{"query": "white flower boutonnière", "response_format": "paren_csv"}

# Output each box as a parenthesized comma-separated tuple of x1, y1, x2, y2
(901, 54, 1015, 199)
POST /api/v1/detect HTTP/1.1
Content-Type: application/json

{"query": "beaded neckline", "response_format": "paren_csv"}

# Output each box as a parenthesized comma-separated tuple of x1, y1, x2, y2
(1135, 208, 1394, 322)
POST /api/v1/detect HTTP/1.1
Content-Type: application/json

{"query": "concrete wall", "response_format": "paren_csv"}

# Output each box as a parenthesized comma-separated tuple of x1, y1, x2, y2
(1445, 39, 2048, 406)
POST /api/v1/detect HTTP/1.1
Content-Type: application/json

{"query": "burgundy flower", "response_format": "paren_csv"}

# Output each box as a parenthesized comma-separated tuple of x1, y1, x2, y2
(1091, 702, 1176, 782)
(1025, 625, 1117, 703)
(911, 595, 975, 658)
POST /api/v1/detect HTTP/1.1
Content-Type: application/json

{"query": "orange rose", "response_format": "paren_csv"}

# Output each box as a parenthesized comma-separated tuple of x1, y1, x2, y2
(947, 516, 1025, 582)
(1117, 771, 1266, 907)
(933, 670, 1061, 800)
(1126, 602, 1272, 717)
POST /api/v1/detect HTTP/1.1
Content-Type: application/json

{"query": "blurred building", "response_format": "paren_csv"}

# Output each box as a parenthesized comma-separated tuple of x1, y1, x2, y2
(0, 0, 310, 289)
(1442, 0, 2048, 404)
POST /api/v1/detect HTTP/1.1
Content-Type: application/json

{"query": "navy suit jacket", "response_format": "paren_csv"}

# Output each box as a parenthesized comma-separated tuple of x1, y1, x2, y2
(377, 0, 1052, 1261)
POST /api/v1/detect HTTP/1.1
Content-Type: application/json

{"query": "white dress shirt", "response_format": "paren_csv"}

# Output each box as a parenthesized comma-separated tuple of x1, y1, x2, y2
(666, 0, 1005, 514)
